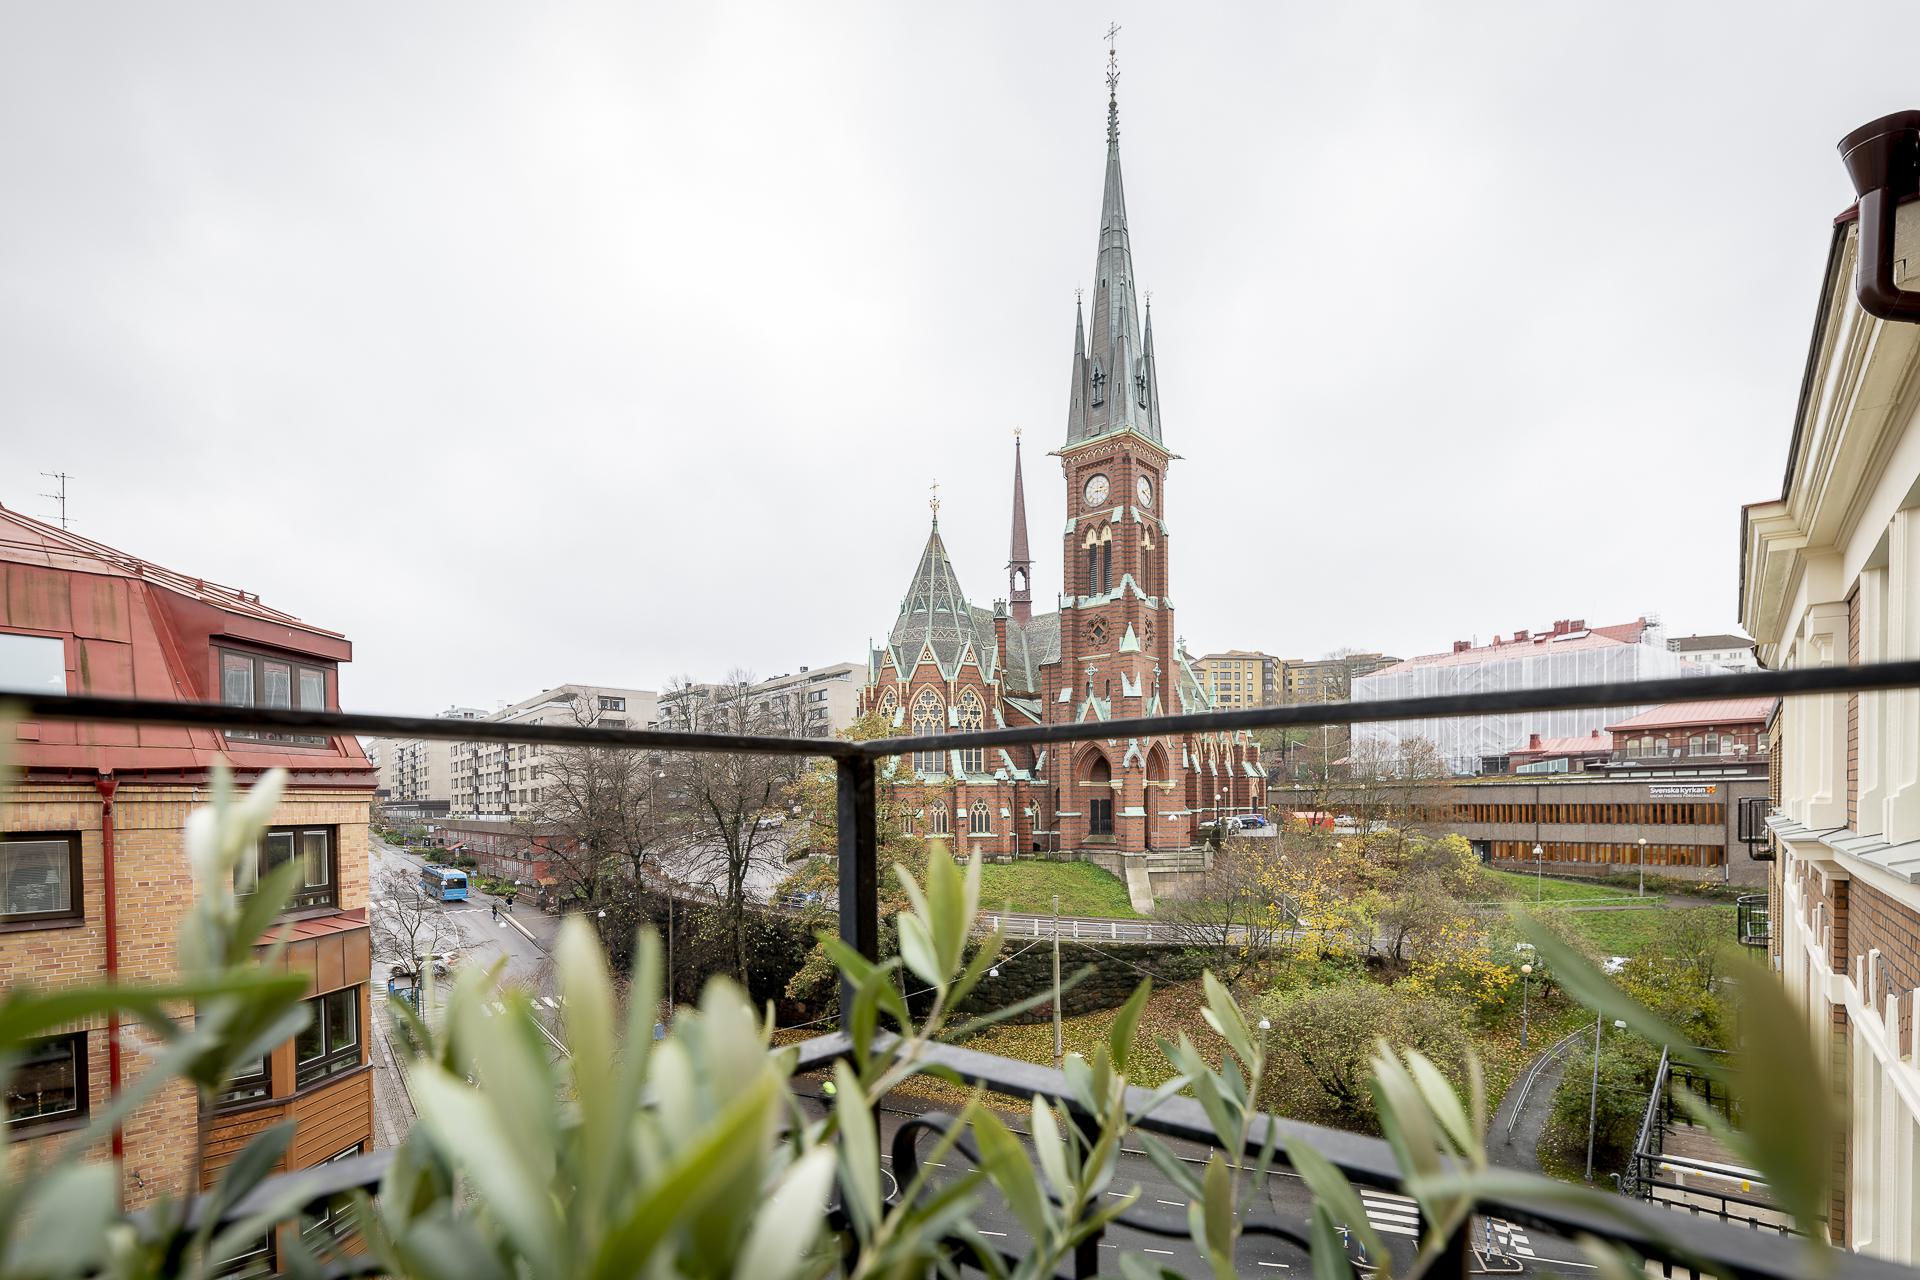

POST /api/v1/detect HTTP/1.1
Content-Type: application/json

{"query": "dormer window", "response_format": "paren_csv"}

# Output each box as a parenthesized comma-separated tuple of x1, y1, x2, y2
(219, 648, 331, 746)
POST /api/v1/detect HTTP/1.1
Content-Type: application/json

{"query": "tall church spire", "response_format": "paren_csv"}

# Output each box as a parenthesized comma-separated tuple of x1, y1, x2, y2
(1065, 31, 1161, 448)
(1007, 430, 1033, 623)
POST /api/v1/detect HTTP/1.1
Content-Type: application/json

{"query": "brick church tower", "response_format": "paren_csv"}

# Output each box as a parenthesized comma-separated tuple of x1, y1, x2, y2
(861, 53, 1261, 866)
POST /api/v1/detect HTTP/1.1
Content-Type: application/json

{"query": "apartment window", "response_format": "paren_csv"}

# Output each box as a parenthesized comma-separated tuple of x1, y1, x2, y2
(0, 632, 65, 695)
(5, 1032, 87, 1133)
(295, 988, 361, 1087)
(2, 832, 82, 926)
(216, 1056, 271, 1108)
(240, 826, 336, 911)
(210, 1234, 275, 1280)
(219, 647, 330, 746)
(598, 696, 626, 711)
(301, 1142, 367, 1247)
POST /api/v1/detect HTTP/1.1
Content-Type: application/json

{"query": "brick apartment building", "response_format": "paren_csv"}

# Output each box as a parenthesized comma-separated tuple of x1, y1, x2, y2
(858, 77, 1260, 860)
(1740, 161, 1920, 1259)
(0, 506, 375, 1222)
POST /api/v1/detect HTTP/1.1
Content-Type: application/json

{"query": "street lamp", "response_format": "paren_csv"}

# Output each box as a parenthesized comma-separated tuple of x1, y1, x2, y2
(1636, 837, 1647, 898)
(1519, 963, 1534, 1049)
(1533, 844, 1544, 901)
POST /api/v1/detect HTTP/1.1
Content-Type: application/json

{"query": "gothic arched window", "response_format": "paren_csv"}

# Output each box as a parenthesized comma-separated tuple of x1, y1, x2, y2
(957, 688, 986, 774)
(1101, 542, 1112, 593)
(877, 686, 898, 721)
(1086, 546, 1098, 597)
(911, 688, 944, 775)
(931, 805, 951, 837)
(970, 801, 992, 835)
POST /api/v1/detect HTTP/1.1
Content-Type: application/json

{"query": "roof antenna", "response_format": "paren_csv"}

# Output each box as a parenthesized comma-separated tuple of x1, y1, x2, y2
(39, 471, 72, 530)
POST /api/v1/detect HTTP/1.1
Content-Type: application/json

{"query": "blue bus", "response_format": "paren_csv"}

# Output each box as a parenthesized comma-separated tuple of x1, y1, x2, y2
(421, 865, 469, 902)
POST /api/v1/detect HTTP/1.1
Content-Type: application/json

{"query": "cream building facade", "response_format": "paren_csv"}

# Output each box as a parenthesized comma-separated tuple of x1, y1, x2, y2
(450, 684, 657, 820)
(1740, 195, 1920, 1259)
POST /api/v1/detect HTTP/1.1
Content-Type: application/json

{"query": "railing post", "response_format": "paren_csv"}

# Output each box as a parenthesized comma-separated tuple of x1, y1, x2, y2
(836, 755, 880, 1019)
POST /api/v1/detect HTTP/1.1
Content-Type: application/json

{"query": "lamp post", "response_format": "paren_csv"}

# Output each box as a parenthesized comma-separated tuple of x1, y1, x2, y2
(1533, 844, 1544, 901)
(1515, 942, 1536, 1049)
(1637, 837, 1647, 898)
(1051, 894, 1063, 1069)
(1585, 1018, 1628, 1181)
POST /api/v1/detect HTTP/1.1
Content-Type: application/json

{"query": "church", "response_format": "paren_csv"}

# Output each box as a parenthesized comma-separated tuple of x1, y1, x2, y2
(859, 63, 1263, 861)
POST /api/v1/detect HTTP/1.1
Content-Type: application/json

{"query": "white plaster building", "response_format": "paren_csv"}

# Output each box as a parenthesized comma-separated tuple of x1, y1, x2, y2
(449, 684, 657, 819)
(1740, 194, 1920, 1260)
(1667, 633, 1760, 671)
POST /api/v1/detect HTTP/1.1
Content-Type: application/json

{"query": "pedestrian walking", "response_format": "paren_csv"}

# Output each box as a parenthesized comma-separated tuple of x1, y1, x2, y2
(491, 900, 499, 921)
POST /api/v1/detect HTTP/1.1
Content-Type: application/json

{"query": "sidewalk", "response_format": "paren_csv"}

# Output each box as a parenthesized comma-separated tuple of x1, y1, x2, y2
(1488, 1034, 1580, 1174)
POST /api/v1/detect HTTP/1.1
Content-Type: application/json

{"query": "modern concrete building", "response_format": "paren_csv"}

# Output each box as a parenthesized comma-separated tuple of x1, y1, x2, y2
(449, 684, 657, 820)
(0, 505, 376, 1212)
(1278, 653, 1398, 704)
(1667, 632, 1759, 671)
(1194, 650, 1281, 709)
(1740, 169, 1920, 1258)
(654, 663, 861, 739)
(366, 707, 480, 819)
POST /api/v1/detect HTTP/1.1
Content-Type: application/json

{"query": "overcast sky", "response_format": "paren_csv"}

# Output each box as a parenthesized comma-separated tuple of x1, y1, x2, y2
(1, 4, 1907, 714)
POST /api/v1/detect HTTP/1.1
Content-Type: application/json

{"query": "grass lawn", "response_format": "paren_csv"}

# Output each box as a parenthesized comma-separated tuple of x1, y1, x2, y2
(972, 859, 1143, 919)
(1563, 904, 1736, 956)
(1480, 869, 1659, 906)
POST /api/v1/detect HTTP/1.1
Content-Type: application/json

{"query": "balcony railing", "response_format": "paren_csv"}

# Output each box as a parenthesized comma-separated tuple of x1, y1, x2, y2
(1737, 893, 1772, 948)
(17, 657, 1920, 1280)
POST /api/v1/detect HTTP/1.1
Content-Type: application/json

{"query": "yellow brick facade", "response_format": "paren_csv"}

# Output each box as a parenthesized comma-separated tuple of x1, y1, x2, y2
(4, 781, 372, 1209)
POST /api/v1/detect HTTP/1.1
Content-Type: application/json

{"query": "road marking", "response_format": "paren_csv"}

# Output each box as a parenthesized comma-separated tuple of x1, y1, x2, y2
(489, 1001, 505, 1014)
(541, 996, 558, 1009)
(1256, 1264, 1290, 1270)
(978, 1230, 1006, 1238)
(1143, 1248, 1174, 1256)
(1155, 1198, 1184, 1207)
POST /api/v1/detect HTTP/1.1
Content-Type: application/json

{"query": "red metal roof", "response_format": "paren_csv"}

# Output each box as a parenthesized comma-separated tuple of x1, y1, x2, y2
(1512, 733, 1614, 757)
(1604, 698, 1777, 732)
(1, 505, 371, 782)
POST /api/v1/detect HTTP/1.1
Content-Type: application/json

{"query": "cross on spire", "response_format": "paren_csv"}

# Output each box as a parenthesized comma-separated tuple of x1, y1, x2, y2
(929, 479, 941, 520)
(1104, 22, 1122, 142)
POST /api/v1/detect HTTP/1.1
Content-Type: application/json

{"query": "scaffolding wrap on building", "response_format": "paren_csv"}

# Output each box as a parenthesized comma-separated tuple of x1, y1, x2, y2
(1350, 618, 1713, 774)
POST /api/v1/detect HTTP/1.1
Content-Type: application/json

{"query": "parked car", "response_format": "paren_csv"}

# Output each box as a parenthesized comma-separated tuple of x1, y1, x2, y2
(1201, 814, 1273, 836)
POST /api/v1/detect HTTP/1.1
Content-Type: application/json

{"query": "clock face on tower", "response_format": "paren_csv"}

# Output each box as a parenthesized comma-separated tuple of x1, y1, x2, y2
(1136, 475, 1154, 508)
(1082, 474, 1110, 508)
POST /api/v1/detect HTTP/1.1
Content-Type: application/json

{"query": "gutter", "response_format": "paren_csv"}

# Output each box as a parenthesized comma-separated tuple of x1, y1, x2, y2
(95, 772, 123, 1192)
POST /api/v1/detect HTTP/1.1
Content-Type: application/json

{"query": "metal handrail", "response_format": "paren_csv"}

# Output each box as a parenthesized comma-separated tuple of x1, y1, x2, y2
(1623, 1045, 1672, 1201)
(19, 663, 1920, 1277)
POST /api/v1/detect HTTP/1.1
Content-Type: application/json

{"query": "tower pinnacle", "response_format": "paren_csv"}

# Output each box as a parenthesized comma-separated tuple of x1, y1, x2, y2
(1008, 431, 1033, 623)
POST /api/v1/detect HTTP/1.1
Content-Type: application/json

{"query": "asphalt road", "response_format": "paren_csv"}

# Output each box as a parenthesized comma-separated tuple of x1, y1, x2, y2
(791, 1091, 1601, 1277)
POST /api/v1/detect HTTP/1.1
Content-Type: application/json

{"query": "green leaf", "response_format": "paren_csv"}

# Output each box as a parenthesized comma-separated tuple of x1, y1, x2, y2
(1200, 1152, 1236, 1279)
(1283, 1134, 1384, 1275)
(1405, 1049, 1474, 1160)
(971, 1106, 1050, 1244)
(1201, 971, 1256, 1070)
(1306, 1204, 1350, 1280)
(1135, 1134, 1203, 1201)
(1108, 978, 1153, 1074)
(833, 1059, 883, 1238)
(2, 1162, 117, 1277)
(895, 911, 943, 991)
(409, 1061, 562, 1273)
(1029, 1096, 1072, 1202)
(734, 1145, 836, 1280)
(925, 845, 969, 976)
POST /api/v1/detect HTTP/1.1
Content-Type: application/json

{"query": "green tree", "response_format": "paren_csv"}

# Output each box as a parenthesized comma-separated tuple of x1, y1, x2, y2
(1259, 983, 1472, 1130)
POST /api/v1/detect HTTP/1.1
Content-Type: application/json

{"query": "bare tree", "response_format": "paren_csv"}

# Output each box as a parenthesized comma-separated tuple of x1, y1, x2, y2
(657, 670, 803, 984)
(371, 866, 470, 975)
(519, 691, 669, 919)
(1159, 837, 1290, 983)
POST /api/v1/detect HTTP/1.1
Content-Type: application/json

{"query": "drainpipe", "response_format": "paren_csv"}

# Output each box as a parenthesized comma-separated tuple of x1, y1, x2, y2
(1839, 111, 1920, 322)
(95, 773, 123, 1179)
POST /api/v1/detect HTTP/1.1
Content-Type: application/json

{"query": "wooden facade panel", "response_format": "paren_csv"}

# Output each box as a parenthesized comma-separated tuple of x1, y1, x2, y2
(342, 928, 370, 981)
(314, 935, 345, 993)
(289, 1069, 371, 1167)
(202, 1104, 291, 1188)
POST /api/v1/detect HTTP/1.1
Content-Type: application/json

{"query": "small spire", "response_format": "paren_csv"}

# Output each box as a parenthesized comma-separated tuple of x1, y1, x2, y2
(1104, 22, 1122, 145)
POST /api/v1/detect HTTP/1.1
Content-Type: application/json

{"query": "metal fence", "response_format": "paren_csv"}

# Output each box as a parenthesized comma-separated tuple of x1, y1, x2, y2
(19, 658, 1920, 1279)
